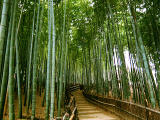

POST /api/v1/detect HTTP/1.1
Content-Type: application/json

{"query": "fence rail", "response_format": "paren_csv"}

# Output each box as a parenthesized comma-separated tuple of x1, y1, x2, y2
(55, 85, 80, 120)
(83, 91, 160, 120)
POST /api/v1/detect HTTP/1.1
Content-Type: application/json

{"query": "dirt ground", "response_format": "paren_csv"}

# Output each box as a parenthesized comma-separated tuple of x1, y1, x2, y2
(3, 90, 59, 120)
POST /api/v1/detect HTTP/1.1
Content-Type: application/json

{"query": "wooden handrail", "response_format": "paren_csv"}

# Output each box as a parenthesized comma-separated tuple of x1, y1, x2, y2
(62, 85, 79, 120)
(69, 107, 77, 120)
(63, 96, 77, 119)
(83, 91, 160, 120)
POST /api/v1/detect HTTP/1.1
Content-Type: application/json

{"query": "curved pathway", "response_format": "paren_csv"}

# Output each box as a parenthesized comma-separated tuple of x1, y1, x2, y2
(73, 90, 121, 120)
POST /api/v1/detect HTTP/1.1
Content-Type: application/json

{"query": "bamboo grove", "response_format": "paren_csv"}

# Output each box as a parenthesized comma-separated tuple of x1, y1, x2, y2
(0, 0, 159, 119)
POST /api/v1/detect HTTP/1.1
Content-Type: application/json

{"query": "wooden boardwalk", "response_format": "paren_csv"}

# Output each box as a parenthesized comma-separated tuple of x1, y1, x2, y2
(73, 90, 121, 120)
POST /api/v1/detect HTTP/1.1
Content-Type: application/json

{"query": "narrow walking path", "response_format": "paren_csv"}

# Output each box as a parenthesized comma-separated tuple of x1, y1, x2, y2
(72, 90, 121, 120)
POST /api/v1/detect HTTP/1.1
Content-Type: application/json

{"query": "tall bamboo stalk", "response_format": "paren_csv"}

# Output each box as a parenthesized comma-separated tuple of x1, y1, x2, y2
(45, 0, 52, 119)
(50, 0, 56, 119)
(26, 1, 36, 113)
(0, 0, 9, 75)
(8, 0, 17, 119)
(57, 0, 67, 117)
(0, 14, 12, 118)
(31, 0, 40, 119)
(15, 5, 24, 118)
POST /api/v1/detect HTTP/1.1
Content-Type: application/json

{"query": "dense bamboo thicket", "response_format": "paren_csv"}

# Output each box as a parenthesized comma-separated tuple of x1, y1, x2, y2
(0, 0, 159, 119)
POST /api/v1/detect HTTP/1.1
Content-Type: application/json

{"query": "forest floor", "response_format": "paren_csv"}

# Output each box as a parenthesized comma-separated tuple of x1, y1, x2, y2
(3, 89, 62, 120)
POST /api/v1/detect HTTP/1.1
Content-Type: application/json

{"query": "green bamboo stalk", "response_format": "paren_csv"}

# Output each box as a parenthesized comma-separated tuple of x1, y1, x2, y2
(116, 21, 131, 99)
(26, 1, 36, 113)
(106, 16, 118, 97)
(45, 0, 52, 119)
(0, 0, 9, 75)
(31, 0, 40, 119)
(8, 0, 17, 119)
(15, 6, 23, 118)
(50, 0, 56, 118)
(57, 0, 67, 117)
(104, 31, 109, 96)
(88, 46, 91, 91)
(37, 0, 45, 97)
(93, 45, 99, 94)
(0, 14, 12, 118)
